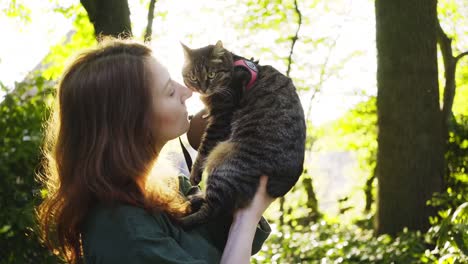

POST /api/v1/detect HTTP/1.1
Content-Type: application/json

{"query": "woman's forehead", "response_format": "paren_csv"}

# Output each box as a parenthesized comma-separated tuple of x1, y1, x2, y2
(147, 57, 170, 91)
(148, 56, 169, 75)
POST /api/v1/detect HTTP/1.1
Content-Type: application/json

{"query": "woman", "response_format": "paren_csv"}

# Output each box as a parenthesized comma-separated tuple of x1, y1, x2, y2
(37, 39, 273, 264)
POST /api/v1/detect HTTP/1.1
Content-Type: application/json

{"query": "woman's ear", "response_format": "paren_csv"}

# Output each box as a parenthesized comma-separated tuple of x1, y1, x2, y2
(187, 108, 209, 150)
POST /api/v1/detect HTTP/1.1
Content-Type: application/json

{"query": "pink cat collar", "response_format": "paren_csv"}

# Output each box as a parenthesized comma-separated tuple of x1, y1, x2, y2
(234, 59, 258, 91)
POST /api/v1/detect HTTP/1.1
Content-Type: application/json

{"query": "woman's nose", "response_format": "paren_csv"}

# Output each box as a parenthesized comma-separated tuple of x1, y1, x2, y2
(180, 83, 192, 102)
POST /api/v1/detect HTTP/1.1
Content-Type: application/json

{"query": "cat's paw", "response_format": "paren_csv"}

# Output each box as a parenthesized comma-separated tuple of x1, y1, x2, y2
(190, 165, 203, 185)
(188, 193, 206, 213)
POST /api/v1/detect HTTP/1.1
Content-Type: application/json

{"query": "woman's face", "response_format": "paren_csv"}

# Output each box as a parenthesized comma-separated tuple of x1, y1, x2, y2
(148, 57, 192, 143)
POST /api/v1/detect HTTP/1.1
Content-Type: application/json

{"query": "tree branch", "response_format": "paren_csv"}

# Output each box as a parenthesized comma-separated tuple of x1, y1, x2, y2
(144, 0, 157, 42)
(305, 34, 340, 121)
(435, 18, 468, 186)
(436, 19, 456, 134)
(286, 0, 302, 77)
(302, 175, 320, 221)
(279, 197, 285, 227)
(455, 51, 468, 65)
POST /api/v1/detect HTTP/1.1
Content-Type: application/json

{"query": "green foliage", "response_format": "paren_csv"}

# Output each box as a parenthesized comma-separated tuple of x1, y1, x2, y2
(238, 0, 363, 100)
(427, 202, 468, 263)
(313, 96, 377, 215)
(429, 114, 468, 220)
(253, 219, 437, 264)
(438, 0, 468, 49)
(280, 95, 466, 263)
(0, 3, 94, 263)
(243, 0, 301, 31)
(256, 202, 467, 263)
(256, 203, 468, 264)
(426, 115, 468, 264)
(41, 4, 96, 80)
(326, 97, 377, 165)
(1, 0, 32, 23)
(0, 76, 60, 263)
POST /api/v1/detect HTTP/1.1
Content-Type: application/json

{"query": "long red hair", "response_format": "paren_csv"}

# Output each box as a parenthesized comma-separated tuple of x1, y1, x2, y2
(37, 39, 189, 263)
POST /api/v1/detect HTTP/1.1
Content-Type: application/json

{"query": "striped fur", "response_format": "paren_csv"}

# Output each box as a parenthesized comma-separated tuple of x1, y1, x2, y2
(179, 41, 306, 228)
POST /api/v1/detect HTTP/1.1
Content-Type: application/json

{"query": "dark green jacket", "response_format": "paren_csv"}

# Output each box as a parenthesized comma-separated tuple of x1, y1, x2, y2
(82, 176, 271, 263)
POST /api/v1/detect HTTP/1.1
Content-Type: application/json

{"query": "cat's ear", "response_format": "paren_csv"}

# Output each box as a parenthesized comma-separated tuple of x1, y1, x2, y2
(212, 40, 225, 58)
(181, 42, 192, 60)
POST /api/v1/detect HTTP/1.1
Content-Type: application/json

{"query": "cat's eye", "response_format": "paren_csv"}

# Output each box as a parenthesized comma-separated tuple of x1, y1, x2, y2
(207, 72, 216, 79)
(189, 74, 197, 82)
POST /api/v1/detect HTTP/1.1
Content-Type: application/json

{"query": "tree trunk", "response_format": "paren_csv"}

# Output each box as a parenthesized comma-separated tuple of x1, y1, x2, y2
(80, 0, 132, 39)
(375, 0, 443, 235)
(364, 168, 376, 213)
(144, 0, 157, 42)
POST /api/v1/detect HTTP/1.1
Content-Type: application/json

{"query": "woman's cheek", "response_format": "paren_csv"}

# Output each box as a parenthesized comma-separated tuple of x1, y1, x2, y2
(158, 111, 178, 126)
(164, 110, 188, 133)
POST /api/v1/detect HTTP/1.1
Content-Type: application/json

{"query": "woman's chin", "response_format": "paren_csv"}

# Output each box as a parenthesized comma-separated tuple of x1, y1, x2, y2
(183, 119, 191, 133)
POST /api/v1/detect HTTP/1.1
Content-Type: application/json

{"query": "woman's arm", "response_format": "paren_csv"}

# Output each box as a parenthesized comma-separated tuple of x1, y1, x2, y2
(220, 175, 274, 264)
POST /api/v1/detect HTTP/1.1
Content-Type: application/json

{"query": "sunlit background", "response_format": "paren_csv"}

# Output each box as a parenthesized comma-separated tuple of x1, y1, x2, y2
(0, 0, 376, 125)
(0, 0, 381, 218)
(2, 0, 468, 262)
(2, 0, 467, 222)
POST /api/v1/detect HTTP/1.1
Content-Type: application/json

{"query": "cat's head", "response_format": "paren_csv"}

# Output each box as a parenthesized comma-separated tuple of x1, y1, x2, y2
(181, 40, 233, 95)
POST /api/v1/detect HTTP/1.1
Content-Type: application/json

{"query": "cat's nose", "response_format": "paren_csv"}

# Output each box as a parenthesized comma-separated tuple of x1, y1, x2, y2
(200, 83, 207, 92)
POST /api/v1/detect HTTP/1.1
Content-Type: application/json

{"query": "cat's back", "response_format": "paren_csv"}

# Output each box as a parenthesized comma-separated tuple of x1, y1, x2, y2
(230, 63, 306, 194)
(239, 64, 302, 113)
(232, 62, 305, 143)
(253, 65, 293, 93)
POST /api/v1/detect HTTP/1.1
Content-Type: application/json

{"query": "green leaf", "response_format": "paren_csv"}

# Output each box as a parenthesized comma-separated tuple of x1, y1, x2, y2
(451, 202, 468, 223)
(0, 225, 12, 234)
(452, 228, 468, 255)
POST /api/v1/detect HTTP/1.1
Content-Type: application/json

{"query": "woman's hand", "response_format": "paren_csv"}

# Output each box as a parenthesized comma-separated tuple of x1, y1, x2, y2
(234, 175, 274, 223)
(187, 108, 209, 150)
(221, 175, 275, 264)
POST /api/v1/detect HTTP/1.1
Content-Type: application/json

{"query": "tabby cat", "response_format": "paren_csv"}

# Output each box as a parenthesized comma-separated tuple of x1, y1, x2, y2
(179, 41, 306, 227)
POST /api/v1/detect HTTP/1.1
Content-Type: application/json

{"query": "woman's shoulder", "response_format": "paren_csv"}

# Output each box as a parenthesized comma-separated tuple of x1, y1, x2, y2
(82, 203, 178, 261)
(83, 203, 172, 242)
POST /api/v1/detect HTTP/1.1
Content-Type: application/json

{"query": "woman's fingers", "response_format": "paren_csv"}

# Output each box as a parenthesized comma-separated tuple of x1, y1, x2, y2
(251, 175, 274, 213)
(258, 175, 268, 191)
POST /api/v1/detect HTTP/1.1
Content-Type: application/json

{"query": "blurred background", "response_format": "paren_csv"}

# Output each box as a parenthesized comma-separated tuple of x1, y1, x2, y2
(0, 0, 467, 263)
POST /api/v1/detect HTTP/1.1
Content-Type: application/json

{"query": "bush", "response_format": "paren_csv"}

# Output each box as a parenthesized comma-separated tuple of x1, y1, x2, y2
(427, 202, 468, 264)
(0, 77, 61, 263)
(253, 218, 437, 264)
(253, 202, 467, 263)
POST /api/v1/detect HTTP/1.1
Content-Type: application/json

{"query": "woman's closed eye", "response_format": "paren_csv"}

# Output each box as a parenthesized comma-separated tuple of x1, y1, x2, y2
(165, 79, 175, 96)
